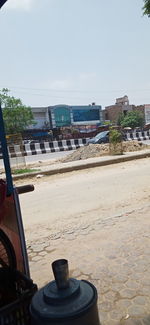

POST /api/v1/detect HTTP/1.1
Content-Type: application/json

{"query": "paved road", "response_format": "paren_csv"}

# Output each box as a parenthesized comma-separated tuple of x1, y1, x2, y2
(25, 150, 75, 163)
(0, 139, 149, 168)
(141, 139, 150, 145)
(18, 157, 150, 228)
(0, 150, 75, 168)
(15, 158, 150, 324)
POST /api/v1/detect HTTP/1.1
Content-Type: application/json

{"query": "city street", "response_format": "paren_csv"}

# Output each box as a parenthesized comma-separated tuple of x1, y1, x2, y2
(0, 150, 75, 168)
(0, 139, 149, 169)
(141, 139, 150, 145)
(15, 157, 150, 324)
(1, 1, 150, 323)
(18, 157, 150, 231)
(25, 149, 75, 163)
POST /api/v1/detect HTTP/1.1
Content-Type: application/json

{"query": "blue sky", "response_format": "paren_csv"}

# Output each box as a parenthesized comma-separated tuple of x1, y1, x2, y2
(0, 0, 149, 108)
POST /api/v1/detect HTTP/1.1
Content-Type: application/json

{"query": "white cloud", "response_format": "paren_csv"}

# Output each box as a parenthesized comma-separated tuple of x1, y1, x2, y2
(5, 0, 34, 11)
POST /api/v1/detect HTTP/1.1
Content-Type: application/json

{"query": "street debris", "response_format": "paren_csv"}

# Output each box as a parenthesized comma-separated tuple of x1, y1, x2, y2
(36, 174, 44, 178)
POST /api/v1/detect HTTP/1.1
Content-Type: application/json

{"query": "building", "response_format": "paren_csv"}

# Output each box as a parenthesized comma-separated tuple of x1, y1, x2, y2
(143, 105, 150, 124)
(31, 99, 150, 132)
(31, 107, 49, 129)
(104, 96, 133, 123)
(131, 105, 150, 125)
(31, 103, 103, 129)
(104, 96, 150, 127)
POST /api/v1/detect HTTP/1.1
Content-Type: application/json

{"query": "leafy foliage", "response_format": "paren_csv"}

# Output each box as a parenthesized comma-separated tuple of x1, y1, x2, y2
(117, 112, 124, 126)
(120, 111, 144, 129)
(143, 0, 150, 16)
(109, 129, 122, 144)
(109, 129, 123, 155)
(103, 121, 112, 126)
(0, 88, 35, 134)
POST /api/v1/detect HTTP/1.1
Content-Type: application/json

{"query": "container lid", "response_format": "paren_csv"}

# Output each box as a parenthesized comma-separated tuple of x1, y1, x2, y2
(31, 279, 97, 320)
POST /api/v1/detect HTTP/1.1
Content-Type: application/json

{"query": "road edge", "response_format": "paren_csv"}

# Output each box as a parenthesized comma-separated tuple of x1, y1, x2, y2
(10, 150, 150, 181)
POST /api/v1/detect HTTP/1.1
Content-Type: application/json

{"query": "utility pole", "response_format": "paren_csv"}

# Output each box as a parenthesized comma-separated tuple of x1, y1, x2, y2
(0, 0, 8, 9)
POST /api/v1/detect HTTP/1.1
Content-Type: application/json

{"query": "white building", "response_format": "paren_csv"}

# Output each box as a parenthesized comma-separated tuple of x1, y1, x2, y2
(31, 107, 49, 128)
(144, 105, 150, 124)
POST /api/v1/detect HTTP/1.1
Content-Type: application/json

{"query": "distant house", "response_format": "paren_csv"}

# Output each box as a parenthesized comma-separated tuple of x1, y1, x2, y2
(104, 96, 133, 123)
(104, 96, 147, 124)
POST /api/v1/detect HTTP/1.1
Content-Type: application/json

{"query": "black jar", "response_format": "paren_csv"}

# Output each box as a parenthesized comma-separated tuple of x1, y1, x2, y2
(30, 259, 101, 325)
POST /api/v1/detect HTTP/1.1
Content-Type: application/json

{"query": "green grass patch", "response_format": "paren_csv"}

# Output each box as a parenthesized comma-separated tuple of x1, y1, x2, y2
(12, 168, 40, 175)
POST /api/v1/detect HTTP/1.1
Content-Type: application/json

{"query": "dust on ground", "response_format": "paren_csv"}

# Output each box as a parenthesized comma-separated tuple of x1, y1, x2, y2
(60, 140, 150, 163)
(19, 159, 150, 324)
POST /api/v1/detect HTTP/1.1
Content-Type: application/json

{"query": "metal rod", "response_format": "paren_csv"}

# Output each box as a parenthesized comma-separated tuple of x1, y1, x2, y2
(0, 104, 13, 195)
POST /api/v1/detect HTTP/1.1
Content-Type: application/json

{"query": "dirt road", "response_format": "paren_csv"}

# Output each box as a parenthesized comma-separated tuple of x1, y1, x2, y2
(18, 158, 150, 240)
(16, 158, 150, 324)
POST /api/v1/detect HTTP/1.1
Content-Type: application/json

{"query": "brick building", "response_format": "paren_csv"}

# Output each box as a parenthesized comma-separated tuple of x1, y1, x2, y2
(104, 96, 148, 124)
(104, 96, 133, 123)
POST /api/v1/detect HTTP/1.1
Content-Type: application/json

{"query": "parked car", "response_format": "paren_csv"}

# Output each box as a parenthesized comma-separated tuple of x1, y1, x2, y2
(87, 131, 109, 144)
(23, 140, 40, 144)
(87, 130, 126, 145)
(23, 140, 32, 144)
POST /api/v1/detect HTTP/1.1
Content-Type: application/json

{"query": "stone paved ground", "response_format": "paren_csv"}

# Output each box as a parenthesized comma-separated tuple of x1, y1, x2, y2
(26, 204, 150, 325)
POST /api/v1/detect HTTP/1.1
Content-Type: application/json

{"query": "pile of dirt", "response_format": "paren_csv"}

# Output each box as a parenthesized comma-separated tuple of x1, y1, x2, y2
(122, 141, 148, 152)
(61, 141, 150, 163)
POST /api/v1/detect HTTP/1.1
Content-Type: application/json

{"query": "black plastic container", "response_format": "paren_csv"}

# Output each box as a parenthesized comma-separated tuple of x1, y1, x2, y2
(30, 259, 101, 325)
(0, 268, 37, 325)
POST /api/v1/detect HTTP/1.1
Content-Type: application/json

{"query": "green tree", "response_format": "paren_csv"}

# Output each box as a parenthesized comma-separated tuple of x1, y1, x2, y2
(0, 88, 35, 134)
(109, 129, 123, 155)
(143, 0, 150, 16)
(117, 112, 124, 126)
(120, 111, 144, 129)
(109, 129, 122, 144)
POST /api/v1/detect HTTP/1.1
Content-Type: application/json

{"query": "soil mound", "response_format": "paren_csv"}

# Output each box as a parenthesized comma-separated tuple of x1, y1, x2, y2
(61, 141, 149, 163)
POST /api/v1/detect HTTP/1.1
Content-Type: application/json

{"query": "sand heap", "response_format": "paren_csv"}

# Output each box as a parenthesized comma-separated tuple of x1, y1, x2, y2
(61, 141, 150, 163)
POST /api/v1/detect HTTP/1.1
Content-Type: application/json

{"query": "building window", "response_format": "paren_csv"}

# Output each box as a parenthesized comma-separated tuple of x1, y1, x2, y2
(54, 106, 71, 127)
(73, 109, 100, 122)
